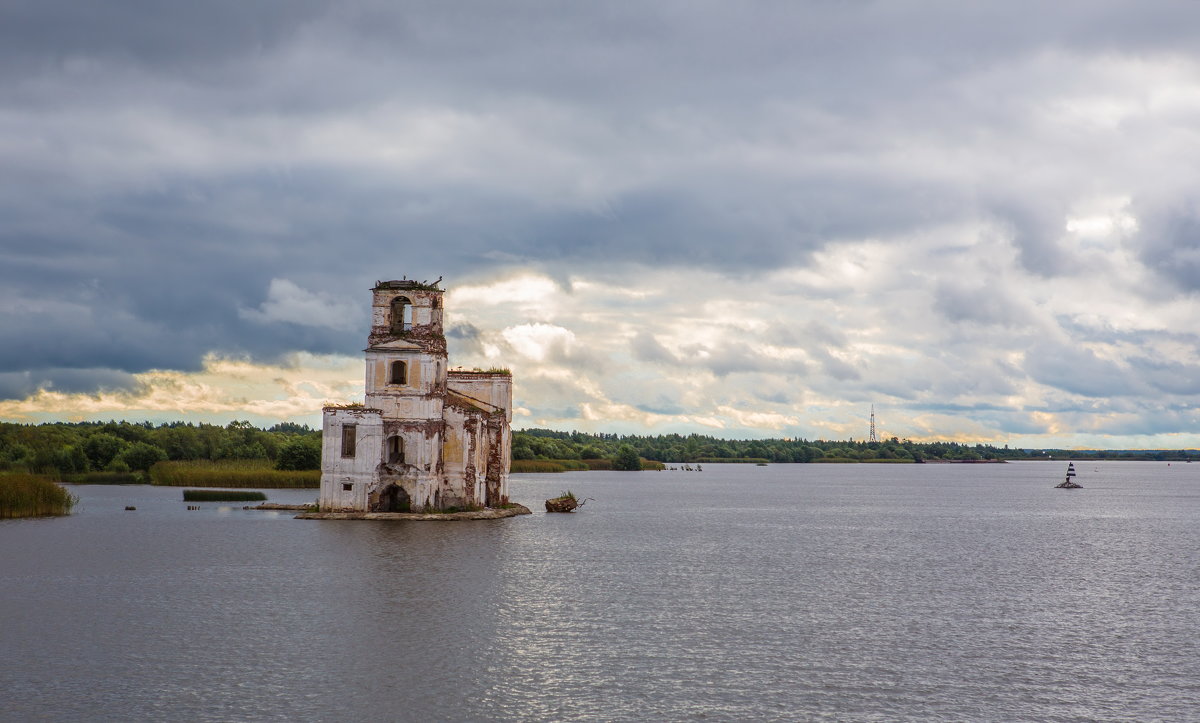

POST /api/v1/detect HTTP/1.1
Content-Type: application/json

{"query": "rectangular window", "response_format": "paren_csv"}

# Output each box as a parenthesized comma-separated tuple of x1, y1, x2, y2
(341, 424, 357, 458)
(342, 482, 353, 492)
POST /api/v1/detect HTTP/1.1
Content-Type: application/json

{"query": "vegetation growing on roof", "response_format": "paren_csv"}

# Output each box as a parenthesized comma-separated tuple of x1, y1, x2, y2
(373, 278, 443, 291)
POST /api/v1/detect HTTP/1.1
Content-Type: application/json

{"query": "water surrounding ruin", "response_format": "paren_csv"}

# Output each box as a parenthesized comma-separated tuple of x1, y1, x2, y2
(3, 461, 1199, 721)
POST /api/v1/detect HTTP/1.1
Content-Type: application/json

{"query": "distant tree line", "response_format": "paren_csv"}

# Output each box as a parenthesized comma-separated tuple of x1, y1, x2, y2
(4, 420, 1198, 477)
(512, 429, 1200, 464)
(0, 420, 321, 476)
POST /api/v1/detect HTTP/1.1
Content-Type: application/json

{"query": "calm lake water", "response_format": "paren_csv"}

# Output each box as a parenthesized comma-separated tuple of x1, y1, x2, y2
(3, 461, 1199, 721)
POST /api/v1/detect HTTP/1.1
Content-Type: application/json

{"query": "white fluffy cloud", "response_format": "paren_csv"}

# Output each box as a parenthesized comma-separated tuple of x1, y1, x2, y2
(434, 254, 1200, 446)
(239, 279, 360, 330)
(0, 353, 362, 426)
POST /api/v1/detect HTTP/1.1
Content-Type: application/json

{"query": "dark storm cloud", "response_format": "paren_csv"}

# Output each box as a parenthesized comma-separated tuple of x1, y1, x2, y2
(985, 200, 1070, 276)
(630, 331, 675, 364)
(0, 0, 327, 75)
(0, 297, 360, 376)
(933, 280, 1029, 327)
(5, 0, 1200, 428)
(1127, 357, 1200, 396)
(634, 398, 686, 416)
(445, 321, 483, 359)
(692, 344, 807, 379)
(446, 322, 480, 340)
(1024, 342, 1135, 398)
(0, 368, 138, 400)
(0, 165, 492, 388)
(811, 350, 861, 382)
(906, 402, 1015, 414)
(1134, 201, 1200, 293)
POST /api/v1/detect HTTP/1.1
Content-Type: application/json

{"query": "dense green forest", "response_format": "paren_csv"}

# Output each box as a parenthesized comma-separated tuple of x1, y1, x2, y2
(4, 419, 1198, 478)
(0, 420, 321, 478)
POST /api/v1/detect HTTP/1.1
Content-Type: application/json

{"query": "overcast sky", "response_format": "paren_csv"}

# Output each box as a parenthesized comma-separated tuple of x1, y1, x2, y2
(4, 1, 1200, 447)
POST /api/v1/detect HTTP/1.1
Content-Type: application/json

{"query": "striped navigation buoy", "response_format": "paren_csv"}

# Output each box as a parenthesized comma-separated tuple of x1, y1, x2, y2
(1056, 462, 1081, 488)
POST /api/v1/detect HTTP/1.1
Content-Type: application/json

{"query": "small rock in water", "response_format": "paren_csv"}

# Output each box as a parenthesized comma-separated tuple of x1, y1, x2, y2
(124, 506, 136, 511)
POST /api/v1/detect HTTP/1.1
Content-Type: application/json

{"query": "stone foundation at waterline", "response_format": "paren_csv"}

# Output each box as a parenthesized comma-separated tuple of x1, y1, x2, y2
(298, 504, 531, 521)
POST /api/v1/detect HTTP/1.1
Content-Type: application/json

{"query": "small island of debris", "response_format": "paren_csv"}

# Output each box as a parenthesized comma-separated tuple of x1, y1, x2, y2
(546, 491, 591, 513)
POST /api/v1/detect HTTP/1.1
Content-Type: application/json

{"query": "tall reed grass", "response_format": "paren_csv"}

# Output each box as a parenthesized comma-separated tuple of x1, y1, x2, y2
(584, 458, 666, 470)
(150, 460, 319, 488)
(509, 459, 590, 473)
(182, 489, 268, 502)
(0, 473, 77, 518)
(62, 471, 143, 485)
(813, 457, 914, 463)
(510, 458, 665, 473)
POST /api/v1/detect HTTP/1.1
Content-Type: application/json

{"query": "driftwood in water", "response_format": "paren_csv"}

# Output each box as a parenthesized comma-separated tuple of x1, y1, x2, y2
(545, 496, 578, 513)
(545, 492, 592, 513)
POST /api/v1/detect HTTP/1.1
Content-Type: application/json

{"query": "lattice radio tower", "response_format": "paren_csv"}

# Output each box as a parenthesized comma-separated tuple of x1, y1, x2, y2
(868, 404, 878, 444)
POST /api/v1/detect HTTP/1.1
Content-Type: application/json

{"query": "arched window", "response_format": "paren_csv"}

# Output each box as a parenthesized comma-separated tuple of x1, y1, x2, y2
(388, 435, 405, 464)
(390, 296, 413, 333)
(390, 360, 407, 385)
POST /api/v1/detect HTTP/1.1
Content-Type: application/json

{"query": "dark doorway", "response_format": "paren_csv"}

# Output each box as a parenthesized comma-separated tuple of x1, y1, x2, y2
(377, 484, 411, 513)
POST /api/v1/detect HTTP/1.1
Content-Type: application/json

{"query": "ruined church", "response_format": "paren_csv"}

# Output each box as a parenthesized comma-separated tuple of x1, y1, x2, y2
(319, 279, 512, 512)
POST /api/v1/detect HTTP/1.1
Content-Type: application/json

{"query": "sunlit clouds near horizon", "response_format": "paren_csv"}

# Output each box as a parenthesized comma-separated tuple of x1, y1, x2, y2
(4, 1, 1200, 448)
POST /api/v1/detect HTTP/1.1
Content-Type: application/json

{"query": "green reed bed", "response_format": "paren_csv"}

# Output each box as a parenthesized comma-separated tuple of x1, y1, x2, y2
(510, 459, 590, 473)
(150, 460, 319, 488)
(589, 458, 665, 471)
(0, 473, 77, 518)
(62, 471, 143, 485)
(182, 489, 268, 502)
(815, 457, 916, 463)
(511, 458, 665, 473)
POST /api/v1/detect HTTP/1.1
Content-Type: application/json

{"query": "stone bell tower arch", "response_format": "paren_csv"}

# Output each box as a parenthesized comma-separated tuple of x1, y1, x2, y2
(362, 280, 448, 510)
